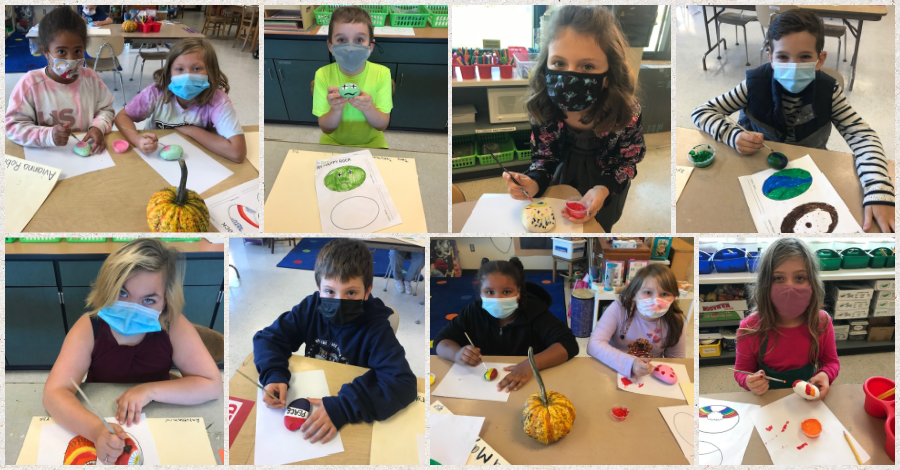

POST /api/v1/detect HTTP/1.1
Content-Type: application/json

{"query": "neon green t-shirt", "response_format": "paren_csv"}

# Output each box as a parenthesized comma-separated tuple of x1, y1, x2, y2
(312, 62, 393, 149)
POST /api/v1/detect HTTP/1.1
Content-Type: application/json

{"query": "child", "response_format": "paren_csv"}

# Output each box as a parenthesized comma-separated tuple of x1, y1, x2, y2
(5, 6, 113, 154)
(42, 239, 222, 464)
(434, 258, 579, 392)
(313, 6, 392, 149)
(734, 238, 839, 398)
(587, 264, 686, 378)
(502, 6, 645, 232)
(78, 5, 113, 26)
(389, 249, 425, 294)
(114, 38, 247, 163)
(692, 10, 894, 233)
(253, 239, 416, 444)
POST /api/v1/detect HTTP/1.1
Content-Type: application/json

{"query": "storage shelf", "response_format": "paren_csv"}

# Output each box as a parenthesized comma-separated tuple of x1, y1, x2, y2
(452, 111, 531, 136)
(699, 268, 895, 284)
(700, 339, 894, 366)
(698, 320, 741, 328)
(451, 160, 531, 182)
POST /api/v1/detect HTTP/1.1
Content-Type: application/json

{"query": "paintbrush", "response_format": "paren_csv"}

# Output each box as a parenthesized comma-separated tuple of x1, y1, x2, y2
(234, 369, 279, 401)
(723, 114, 775, 152)
(463, 332, 489, 371)
(118, 126, 159, 143)
(844, 430, 863, 464)
(727, 368, 787, 383)
(487, 151, 533, 202)
(69, 378, 116, 434)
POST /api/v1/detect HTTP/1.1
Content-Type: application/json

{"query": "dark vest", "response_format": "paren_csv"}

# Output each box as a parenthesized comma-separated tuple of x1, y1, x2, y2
(738, 63, 835, 149)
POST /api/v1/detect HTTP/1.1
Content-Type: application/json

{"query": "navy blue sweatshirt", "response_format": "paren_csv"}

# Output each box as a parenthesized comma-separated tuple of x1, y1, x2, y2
(253, 292, 417, 430)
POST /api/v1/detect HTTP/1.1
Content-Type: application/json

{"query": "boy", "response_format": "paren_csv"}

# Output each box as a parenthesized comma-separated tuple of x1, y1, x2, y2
(253, 239, 416, 444)
(692, 9, 894, 233)
(77, 5, 113, 26)
(313, 6, 393, 149)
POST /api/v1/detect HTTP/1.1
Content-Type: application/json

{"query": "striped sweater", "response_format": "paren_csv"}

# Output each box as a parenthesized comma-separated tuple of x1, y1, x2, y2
(692, 80, 894, 206)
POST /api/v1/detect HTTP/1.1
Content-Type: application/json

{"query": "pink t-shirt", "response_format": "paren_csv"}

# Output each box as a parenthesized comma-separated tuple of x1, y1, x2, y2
(734, 311, 840, 390)
(587, 300, 686, 378)
(5, 68, 114, 147)
(124, 85, 243, 139)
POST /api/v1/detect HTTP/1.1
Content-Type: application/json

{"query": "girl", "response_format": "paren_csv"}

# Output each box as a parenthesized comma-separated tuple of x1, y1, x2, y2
(43, 239, 222, 464)
(114, 38, 247, 163)
(433, 258, 579, 392)
(735, 238, 839, 398)
(503, 6, 645, 233)
(588, 264, 686, 378)
(5, 6, 113, 153)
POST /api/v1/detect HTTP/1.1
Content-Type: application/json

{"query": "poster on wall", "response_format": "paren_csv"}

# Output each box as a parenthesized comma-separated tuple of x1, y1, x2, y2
(431, 239, 462, 278)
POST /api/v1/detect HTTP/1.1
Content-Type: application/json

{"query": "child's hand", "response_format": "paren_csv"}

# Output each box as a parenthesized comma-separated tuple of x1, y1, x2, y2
(262, 383, 287, 409)
(735, 131, 765, 154)
(52, 123, 71, 146)
(326, 87, 348, 111)
(562, 185, 608, 224)
(631, 357, 652, 377)
(503, 172, 538, 200)
(498, 362, 533, 392)
(454, 345, 482, 366)
(83, 126, 106, 155)
(115, 383, 154, 426)
(807, 371, 831, 401)
(138, 133, 159, 154)
(300, 398, 337, 443)
(864, 205, 895, 233)
(94, 421, 128, 464)
(347, 91, 374, 112)
(746, 370, 769, 395)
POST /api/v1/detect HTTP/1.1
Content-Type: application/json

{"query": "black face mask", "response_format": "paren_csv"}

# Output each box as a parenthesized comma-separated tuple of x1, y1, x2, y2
(545, 70, 610, 112)
(317, 297, 366, 326)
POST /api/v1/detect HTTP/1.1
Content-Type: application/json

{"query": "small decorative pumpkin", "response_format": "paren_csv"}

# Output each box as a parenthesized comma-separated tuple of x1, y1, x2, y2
(147, 159, 209, 232)
(521, 200, 556, 233)
(122, 20, 138, 32)
(522, 347, 575, 445)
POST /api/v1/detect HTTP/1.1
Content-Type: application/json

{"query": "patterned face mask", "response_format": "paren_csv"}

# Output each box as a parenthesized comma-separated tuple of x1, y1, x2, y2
(545, 70, 610, 111)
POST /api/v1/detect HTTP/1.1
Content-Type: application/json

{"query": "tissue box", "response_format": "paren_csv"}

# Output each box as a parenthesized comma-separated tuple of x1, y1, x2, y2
(849, 320, 868, 332)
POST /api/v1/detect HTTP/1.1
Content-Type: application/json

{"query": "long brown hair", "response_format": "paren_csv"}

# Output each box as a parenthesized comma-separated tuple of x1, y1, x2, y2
(619, 264, 684, 349)
(738, 238, 826, 368)
(153, 38, 230, 106)
(525, 6, 638, 136)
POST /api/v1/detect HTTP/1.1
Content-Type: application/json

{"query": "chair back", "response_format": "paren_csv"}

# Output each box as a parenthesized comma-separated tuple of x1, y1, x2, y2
(242, 6, 259, 25)
(451, 184, 466, 203)
(820, 67, 845, 91)
(91, 35, 125, 59)
(388, 306, 399, 335)
(205, 5, 223, 19)
(194, 324, 225, 363)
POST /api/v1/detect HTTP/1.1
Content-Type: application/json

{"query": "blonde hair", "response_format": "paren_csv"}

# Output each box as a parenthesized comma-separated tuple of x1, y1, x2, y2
(738, 238, 826, 368)
(86, 239, 185, 332)
(152, 38, 230, 107)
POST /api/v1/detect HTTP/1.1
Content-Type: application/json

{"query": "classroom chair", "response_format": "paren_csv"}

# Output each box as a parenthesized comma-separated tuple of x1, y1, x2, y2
(133, 48, 168, 92)
(551, 254, 574, 284)
(85, 36, 127, 104)
(382, 252, 423, 298)
(770, 5, 847, 68)
(715, 9, 757, 66)
(821, 67, 845, 91)
(201, 6, 227, 38)
(233, 6, 259, 52)
(264, 238, 296, 254)
(755, 5, 779, 64)
(387, 306, 399, 335)
(169, 324, 224, 379)
(451, 184, 466, 203)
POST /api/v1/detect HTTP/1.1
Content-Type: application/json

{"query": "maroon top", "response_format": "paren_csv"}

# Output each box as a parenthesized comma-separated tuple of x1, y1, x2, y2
(86, 316, 174, 383)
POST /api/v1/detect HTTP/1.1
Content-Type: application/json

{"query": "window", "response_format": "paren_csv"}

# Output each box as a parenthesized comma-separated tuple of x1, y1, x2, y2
(451, 6, 535, 49)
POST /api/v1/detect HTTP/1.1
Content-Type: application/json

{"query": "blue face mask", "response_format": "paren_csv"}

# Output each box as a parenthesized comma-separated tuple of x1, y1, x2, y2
(98, 301, 163, 336)
(481, 296, 518, 319)
(772, 62, 817, 93)
(331, 43, 371, 73)
(168, 73, 210, 100)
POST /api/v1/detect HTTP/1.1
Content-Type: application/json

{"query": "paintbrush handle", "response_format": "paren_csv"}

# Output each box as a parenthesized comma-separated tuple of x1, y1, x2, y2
(235, 369, 278, 400)
(69, 378, 116, 434)
(463, 332, 489, 370)
(728, 368, 786, 383)
(722, 115, 774, 151)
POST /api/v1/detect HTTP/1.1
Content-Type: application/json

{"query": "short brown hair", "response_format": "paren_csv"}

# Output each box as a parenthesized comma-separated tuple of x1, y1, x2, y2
(314, 239, 374, 291)
(767, 9, 825, 54)
(328, 6, 374, 45)
(153, 38, 230, 107)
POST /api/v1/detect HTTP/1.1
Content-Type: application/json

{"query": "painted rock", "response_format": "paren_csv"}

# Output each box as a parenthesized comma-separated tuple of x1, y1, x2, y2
(484, 368, 498, 381)
(792, 380, 820, 400)
(521, 200, 556, 233)
(339, 82, 360, 99)
(116, 435, 143, 465)
(160, 144, 183, 161)
(73, 141, 92, 156)
(766, 151, 788, 170)
(284, 398, 312, 431)
(652, 364, 677, 385)
(323, 165, 366, 192)
(64, 435, 97, 465)
(762, 168, 812, 201)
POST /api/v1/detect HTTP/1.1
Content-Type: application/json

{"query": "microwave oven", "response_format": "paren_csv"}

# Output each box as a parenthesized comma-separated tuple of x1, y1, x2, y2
(486, 87, 530, 124)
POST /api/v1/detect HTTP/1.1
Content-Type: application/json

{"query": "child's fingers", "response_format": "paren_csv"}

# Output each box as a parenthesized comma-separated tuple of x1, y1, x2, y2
(327, 86, 339, 93)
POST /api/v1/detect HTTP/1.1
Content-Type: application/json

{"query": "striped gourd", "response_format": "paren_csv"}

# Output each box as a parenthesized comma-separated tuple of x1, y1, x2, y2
(147, 159, 209, 232)
(522, 347, 575, 444)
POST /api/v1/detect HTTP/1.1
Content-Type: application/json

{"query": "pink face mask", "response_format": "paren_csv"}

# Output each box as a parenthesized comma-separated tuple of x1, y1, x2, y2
(771, 284, 812, 318)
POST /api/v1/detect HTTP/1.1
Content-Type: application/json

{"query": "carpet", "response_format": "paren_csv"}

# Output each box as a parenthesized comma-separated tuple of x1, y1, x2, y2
(5, 31, 46, 73)
(276, 238, 422, 280)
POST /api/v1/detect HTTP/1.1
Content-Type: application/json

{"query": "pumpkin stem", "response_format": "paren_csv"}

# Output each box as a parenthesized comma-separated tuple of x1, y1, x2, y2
(175, 158, 188, 206)
(527, 347, 548, 408)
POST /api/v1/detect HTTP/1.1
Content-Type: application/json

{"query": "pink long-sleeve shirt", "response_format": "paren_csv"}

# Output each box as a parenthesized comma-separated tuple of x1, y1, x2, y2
(587, 300, 687, 377)
(5, 68, 114, 147)
(734, 311, 840, 390)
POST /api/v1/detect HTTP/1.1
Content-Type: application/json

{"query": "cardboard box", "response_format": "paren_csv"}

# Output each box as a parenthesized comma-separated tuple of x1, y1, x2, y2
(868, 316, 893, 327)
(830, 282, 874, 300)
(835, 332, 849, 341)
(865, 279, 895, 291)
(849, 320, 868, 332)
(874, 290, 895, 300)
(833, 323, 850, 335)
(833, 309, 868, 320)
(699, 339, 722, 357)
(699, 327, 723, 340)
(700, 300, 749, 313)
(551, 238, 586, 260)
(699, 310, 744, 322)
(867, 326, 894, 342)
(834, 299, 871, 311)
(848, 331, 867, 341)
(871, 307, 894, 317)
(870, 299, 895, 310)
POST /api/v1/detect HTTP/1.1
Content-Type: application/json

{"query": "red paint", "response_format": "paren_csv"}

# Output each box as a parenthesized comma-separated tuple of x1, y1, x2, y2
(620, 377, 633, 387)
(781, 421, 789, 432)
(566, 202, 586, 211)
(805, 383, 814, 396)
(638, 383, 644, 388)
(766, 426, 773, 431)
(565, 202, 587, 218)
(612, 407, 628, 418)
(797, 443, 808, 450)
(793, 380, 802, 388)
(293, 260, 303, 264)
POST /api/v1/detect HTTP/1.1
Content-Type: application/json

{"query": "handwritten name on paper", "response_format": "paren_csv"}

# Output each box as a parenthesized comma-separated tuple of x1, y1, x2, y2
(373, 156, 410, 163)
(164, 418, 201, 423)
(315, 157, 352, 170)
(6, 157, 58, 181)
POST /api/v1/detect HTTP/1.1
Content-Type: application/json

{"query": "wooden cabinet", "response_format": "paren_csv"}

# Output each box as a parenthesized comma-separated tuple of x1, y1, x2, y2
(264, 59, 289, 121)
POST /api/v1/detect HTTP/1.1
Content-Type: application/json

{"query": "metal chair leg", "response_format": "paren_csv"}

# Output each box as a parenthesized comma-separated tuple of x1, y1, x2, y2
(734, 25, 739, 45)
(415, 304, 425, 324)
(138, 59, 145, 92)
(382, 262, 394, 292)
(743, 26, 750, 66)
(843, 31, 847, 62)
(836, 36, 841, 68)
(129, 43, 143, 81)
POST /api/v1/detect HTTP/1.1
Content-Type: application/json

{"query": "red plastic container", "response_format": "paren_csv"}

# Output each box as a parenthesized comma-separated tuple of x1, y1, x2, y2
(498, 64, 514, 79)
(151, 22, 161, 32)
(476, 65, 493, 79)
(139, 22, 153, 33)
(863, 376, 895, 418)
(456, 65, 475, 80)
(885, 414, 895, 461)
(566, 198, 587, 219)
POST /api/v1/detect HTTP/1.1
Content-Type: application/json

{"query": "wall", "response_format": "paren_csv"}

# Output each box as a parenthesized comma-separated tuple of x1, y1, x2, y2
(440, 237, 553, 270)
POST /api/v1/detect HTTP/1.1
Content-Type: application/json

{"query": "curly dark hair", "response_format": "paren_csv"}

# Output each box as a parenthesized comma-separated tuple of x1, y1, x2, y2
(477, 257, 526, 295)
(38, 6, 88, 52)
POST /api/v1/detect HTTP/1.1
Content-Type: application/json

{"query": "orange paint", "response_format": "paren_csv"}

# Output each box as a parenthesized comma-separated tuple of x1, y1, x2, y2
(801, 419, 822, 438)
(445, 313, 458, 320)
(437, 280, 447, 284)
(541, 280, 551, 284)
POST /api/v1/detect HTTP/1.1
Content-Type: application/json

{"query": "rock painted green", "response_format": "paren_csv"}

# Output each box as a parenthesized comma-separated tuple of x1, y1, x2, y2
(323, 165, 366, 192)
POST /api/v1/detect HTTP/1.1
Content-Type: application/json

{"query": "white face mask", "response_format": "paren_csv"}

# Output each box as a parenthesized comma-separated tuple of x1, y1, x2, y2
(50, 58, 85, 79)
(84, 6, 96, 15)
(636, 297, 673, 319)
(481, 296, 518, 319)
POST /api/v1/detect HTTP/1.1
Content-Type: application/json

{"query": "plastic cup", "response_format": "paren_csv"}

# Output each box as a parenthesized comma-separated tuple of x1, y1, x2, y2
(801, 418, 822, 438)
(611, 405, 629, 421)
(689, 144, 715, 168)
(863, 376, 895, 418)
(565, 197, 587, 219)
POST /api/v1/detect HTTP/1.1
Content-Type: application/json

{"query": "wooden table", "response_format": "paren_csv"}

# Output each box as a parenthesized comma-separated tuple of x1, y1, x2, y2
(675, 127, 894, 233)
(431, 356, 694, 465)
(26, 22, 205, 43)
(5, 125, 259, 233)
(229, 353, 426, 465)
(6, 239, 223, 256)
(452, 185, 606, 233)
(701, 385, 893, 464)
(365, 237, 426, 253)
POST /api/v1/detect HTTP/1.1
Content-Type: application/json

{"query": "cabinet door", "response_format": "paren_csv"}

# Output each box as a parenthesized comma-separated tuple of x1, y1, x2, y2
(7, 287, 67, 367)
(390, 63, 448, 130)
(275, 59, 330, 124)
(62, 287, 93, 331)
(265, 59, 290, 121)
(183, 285, 220, 329)
(213, 294, 224, 334)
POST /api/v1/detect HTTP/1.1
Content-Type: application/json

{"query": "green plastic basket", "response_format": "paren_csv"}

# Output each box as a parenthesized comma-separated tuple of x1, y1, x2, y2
(112, 237, 140, 243)
(868, 247, 892, 268)
(840, 247, 871, 269)
(887, 249, 895, 268)
(452, 135, 476, 169)
(66, 237, 107, 243)
(816, 249, 842, 271)
(20, 237, 62, 243)
(5, 238, 16, 243)
(426, 5, 448, 27)
(476, 135, 515, 165)
(314, 5, 388, 27)
(389, 5, 429, 27)
(513, 129, 532, 160)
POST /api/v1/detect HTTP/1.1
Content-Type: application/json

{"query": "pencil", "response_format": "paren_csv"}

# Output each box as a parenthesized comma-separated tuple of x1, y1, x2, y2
(727, 368, 786, 383)
(844, 430, 863, 464)
(463, 332, 488, 371)
(875, 387, 895, 400)
(235, 369, 279, 400)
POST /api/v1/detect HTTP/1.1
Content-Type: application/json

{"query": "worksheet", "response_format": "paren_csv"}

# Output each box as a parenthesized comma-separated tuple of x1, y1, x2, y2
(616, 361, 690, 401)
(698, 398, 759, 465)
(369, 391, 426, 464)
(134, 133, 233, 194)
(430, 413, 484, 466)
(314, 150, 402, 233)
(460, 194, 583, 233)
(4, 156, 60, 232)
(23, 135, 114, 180)
(36, 414, 160, 465)
(675, 166, 693, 202)
(205, 179, 260, 234)
(431, 400, 509, 465)
(659, 405, 694, 464)
(432, 362, 514, 402)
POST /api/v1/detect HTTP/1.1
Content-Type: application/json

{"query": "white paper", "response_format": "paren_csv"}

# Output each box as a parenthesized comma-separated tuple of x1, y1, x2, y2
(254, 370, 344, 465)
(88, 28, 111, 35)
(416, 433, 428, 465)
(698, 398, 760, 465)
(374, 26, 415, 36)
(133, 133, 233, 194)
(616, 361, 690, 401)
(23, 135, 115, 180)
(314, 150, 402, 233)
(675, 166, 693, 202)
(431, 400, 510, 465)
(36, 414, 160, 465)
(461, 194, 584, 233)
(658, 405, 694, 464)
(429, 413, 484, 466)
(205, 179, 260, 234)
(749, 393, 870, 465)
(4, 156, 60, 232)
(317, 25, 328, 35)
(432, 362, 514, 402)
(738, 155, 862, 233)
